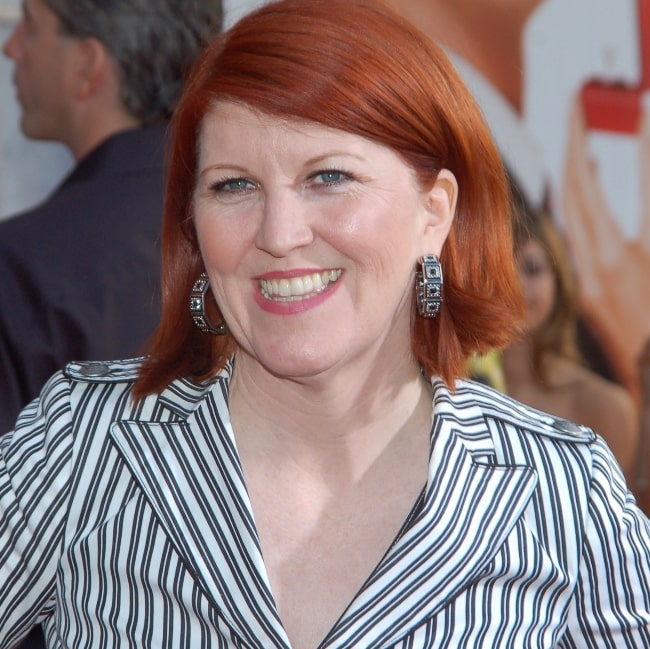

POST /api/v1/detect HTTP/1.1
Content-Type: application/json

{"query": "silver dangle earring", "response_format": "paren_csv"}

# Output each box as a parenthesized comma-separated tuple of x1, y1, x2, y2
(189, 272, 227, 335)
(415, 254, 443, 317)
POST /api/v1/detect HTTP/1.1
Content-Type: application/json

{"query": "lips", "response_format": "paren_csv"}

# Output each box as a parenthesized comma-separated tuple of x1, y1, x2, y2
(259, 269, 342, 302)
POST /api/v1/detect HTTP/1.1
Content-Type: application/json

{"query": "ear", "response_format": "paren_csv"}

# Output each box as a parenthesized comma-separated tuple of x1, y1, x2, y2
(420, 168, 457, 256)
(71, 37, 110, 100)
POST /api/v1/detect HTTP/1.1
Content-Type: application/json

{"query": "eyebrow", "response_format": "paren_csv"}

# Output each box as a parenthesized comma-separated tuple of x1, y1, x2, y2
(302, 151, 365, 166)
(198, 150, 366, 176)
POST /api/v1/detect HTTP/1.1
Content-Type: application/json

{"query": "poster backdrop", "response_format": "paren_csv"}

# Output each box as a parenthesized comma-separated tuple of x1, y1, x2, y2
(526, 0, 647, 401)
(0, 0, 648, 432)
(379, 0, 645, 396)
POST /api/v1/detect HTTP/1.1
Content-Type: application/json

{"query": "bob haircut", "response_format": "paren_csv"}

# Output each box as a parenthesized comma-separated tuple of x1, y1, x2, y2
(513, 213, 583, 386)
(134, 0, 524, 397)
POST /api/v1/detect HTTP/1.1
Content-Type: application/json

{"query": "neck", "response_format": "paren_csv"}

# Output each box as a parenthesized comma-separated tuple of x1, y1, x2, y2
(228, 350, 432, 482)
(502, 337, 536, 386)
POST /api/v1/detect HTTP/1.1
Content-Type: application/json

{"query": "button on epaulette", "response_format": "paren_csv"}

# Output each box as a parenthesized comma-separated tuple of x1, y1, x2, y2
(79, 362, 110, 377)
(550, 416, 589, 436)
(65, 357, 144, 382)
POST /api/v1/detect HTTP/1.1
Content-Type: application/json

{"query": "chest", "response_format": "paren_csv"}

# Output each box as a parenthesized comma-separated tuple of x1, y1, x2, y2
(248, 478, 425, 649)
(47, 397, 587, 649)
(51, 445, 579, 649)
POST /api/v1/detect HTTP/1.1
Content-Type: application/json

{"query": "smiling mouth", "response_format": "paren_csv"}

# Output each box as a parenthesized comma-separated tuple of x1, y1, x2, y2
(259, 269, 343, 302)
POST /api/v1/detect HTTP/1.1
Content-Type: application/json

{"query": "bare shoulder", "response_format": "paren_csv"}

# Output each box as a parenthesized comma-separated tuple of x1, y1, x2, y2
(571, 364, 638, 477)
(572, 366, 636, 424)
(547, 357, 635, 420)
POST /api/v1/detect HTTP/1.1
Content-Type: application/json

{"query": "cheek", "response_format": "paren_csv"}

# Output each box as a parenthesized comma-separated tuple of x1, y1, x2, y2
(328, 201, 421, 275)
(524, 276, 555, 321)
(194, 214, 254, 274)
(519, 276, 538, 308)
(538, 278, 557, 319)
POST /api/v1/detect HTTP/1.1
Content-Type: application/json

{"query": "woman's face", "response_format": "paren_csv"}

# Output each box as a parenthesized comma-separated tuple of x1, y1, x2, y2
(192, 101, 455, 380)
(516, 238, 556, 333)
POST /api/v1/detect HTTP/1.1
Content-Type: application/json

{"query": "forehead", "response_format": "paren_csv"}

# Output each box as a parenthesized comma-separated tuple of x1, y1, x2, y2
(23, 0, 62, 29)
(197, 101, 397, 163)
(25, 0, 53, 19)
(200, 101, 350, 142)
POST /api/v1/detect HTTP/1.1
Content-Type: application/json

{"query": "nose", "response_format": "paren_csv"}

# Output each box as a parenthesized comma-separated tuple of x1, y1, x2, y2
(3, 21, 25, 61)
(255, 190, 315, 258)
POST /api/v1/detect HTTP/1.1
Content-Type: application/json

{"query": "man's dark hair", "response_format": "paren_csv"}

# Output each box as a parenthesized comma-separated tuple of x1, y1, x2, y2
(46, 0, 223, 124)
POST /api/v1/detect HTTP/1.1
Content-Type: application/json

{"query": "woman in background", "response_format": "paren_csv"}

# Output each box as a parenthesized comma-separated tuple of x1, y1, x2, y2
(502, 213, 639, 479)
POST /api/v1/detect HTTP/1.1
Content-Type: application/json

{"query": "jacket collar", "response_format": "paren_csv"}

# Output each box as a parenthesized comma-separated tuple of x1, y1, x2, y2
(62, 124, 168, 186)
(109, 373, 537, 648)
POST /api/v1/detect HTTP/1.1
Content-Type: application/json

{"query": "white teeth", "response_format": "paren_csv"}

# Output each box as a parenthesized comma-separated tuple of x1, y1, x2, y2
(312, 273, 323, 291)
(278, 279, 291, 297)
(301, 275, 313, 293)
(259, 269, 342, 301)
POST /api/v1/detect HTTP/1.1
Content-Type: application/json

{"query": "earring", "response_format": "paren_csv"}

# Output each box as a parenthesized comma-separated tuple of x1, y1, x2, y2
(415, 255, 443, 318)
(189, 272, 227, 335)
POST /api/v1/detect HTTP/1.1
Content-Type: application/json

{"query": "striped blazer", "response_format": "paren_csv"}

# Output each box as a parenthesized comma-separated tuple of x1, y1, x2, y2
(1, 358, 649, 648)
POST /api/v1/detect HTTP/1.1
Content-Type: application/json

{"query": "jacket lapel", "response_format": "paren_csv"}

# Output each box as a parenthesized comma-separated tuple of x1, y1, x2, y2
(109, 380, 290, 649)
(324, 389, 538, 648)
(109, 373, 536, 649)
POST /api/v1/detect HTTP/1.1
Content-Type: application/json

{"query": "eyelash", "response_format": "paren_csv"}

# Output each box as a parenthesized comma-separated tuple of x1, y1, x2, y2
(207, 167, 354, 196)
(209, 177, 255, 194)
(520, 262, 547, 277)
(308, 168, 354, 186)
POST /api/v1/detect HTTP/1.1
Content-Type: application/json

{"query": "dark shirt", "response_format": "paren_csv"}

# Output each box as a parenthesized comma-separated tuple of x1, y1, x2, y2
(0, 124, 167, 434)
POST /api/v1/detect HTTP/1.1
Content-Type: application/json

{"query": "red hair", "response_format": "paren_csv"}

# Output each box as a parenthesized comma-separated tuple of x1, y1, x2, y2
(134, 0, 524, 397)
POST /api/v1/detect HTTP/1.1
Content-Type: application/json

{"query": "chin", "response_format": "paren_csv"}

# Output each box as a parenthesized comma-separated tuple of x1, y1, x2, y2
(264, 358, 334, 382)
(20, 120, 47, 141)
(254, 345, 342, 382)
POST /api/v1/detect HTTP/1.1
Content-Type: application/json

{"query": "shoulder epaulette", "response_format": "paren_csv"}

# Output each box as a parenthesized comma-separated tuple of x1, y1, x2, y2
(64, 357, 144, 383)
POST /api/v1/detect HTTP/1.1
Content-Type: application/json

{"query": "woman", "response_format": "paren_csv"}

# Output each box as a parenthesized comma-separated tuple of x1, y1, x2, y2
(502, 214, 639, 480)
(1, 1, 648, 647)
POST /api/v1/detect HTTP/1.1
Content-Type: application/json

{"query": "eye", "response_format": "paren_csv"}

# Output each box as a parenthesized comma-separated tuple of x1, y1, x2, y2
(309, 169, 353, 187)
(519, 260, 547, 278)
(209, 177, 256, 194)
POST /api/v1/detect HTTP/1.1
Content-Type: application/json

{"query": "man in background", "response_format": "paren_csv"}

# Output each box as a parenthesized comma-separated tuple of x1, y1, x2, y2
(0, 0, 222, 436)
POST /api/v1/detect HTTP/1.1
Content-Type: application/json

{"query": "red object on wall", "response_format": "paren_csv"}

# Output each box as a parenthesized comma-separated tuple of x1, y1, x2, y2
(581, 0, 649, 133)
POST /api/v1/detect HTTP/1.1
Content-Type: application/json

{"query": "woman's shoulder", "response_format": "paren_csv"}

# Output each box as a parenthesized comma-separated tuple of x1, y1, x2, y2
(569, 364, 636, 418)
(62, 357, 229, 418)
(64, 357, 145, 383)
(62, 357, 145, 415)
(10, 358, 145, 436)
(12, 357, 227, 435)
(545, 356, 637, 436)
(441, 376, 597, 446)
(437, 378, 627, 497)
(569, 364, 638, 475)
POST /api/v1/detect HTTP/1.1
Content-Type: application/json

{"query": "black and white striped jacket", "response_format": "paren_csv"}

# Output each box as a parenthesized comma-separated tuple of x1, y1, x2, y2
(1, 358, 649, 648)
